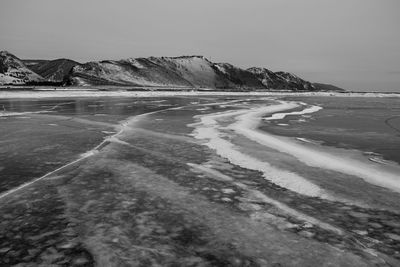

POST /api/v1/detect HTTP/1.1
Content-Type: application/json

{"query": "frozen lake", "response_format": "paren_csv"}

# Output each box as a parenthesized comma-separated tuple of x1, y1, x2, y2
(0, 93, 399, 266)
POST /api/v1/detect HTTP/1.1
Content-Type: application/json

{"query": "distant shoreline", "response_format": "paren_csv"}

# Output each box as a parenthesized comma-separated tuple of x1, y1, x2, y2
(0, 85, 397, 94)
(0, 87, 399, 99)
(0, 85, 329, 92)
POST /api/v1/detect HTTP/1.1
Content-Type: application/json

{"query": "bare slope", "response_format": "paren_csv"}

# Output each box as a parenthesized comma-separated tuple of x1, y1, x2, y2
(313, 83, 346, 92)
(26, 58, 79, 82)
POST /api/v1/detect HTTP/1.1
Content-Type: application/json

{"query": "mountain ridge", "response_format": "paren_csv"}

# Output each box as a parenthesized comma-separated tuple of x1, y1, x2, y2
(0, 51, 346, 91)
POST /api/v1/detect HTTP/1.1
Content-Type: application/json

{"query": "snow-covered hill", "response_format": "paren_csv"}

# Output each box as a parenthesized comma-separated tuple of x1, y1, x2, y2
(69, 58, 194, 87)
(69, 56, 235, 88)
(148, 56, 233, 89)
(248, 67, 316, 91)
(0, 51, 44, 85)
(275, 71, 316, 91)
(214, 63, 264, 89)
(68, 55, 319, 90)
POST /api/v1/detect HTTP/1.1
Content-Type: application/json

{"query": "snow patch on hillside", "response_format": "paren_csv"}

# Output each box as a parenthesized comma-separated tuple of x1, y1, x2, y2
(125, 58, 145, 69)
(0, 73, 24, 85)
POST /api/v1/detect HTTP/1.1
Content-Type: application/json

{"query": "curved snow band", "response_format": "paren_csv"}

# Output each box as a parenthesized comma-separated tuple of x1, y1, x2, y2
(192, 99, 400, 196)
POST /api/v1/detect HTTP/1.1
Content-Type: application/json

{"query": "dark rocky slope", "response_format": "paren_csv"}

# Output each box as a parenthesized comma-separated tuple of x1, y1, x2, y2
(313, 83, 346, 92)
(26, 59, 79, 82)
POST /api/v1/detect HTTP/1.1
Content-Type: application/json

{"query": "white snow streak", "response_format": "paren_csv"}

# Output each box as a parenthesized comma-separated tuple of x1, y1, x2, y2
(190, 102, 328, 198)
(229, 102, 400, 193)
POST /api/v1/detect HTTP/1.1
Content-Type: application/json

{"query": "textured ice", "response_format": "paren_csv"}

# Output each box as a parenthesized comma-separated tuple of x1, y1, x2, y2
(190, 103, 327, 198)
(230, 102, 400, 193)
(263, 104, 322, 121)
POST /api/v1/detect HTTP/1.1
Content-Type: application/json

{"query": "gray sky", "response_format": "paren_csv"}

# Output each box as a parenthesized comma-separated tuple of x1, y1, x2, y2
(1, 0, 399, 91)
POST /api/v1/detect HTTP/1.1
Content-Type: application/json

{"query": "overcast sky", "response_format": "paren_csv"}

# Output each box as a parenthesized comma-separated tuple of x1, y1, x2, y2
(1, 0, 399, 91)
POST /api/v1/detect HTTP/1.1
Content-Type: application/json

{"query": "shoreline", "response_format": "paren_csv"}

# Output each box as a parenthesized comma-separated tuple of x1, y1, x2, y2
(0, 89, 400, 99)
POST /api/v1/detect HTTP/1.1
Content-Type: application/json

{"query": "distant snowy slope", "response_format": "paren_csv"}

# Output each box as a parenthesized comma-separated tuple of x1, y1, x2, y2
(0, 51, 44, 85)
(215, 63, 264, 89)
(69, 58, 194, 87)
(275, 71, 316, 91)
(247, 67, 283, 88)
(68, 55, 282, 89)
(153, 56, 234, 89)
(248, 67, 316, 91)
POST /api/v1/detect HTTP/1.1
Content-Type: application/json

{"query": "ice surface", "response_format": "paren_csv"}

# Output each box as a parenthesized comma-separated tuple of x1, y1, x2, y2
(190, 103, 328, 198)
(230, 102, 400, 193)
(263, 104, 322, 121)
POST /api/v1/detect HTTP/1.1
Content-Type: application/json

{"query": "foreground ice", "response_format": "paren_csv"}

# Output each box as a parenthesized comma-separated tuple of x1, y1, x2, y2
(1, 95, 399, 266)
